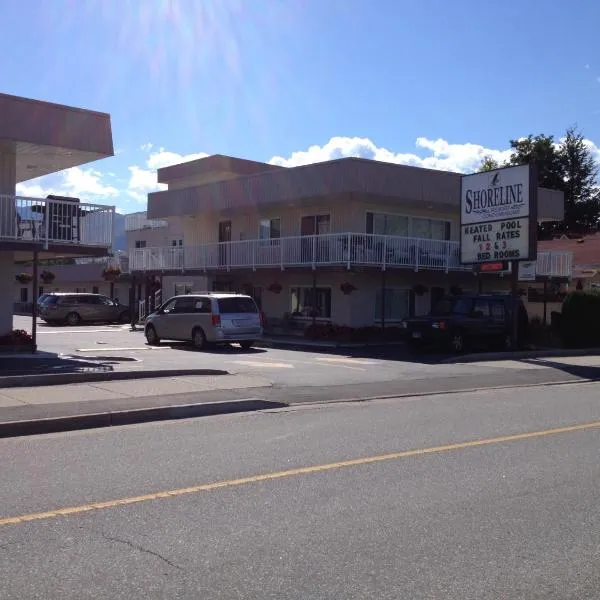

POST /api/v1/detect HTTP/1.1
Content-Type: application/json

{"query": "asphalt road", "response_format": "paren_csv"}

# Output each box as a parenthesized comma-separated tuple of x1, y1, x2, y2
(2, 381, 600, 599)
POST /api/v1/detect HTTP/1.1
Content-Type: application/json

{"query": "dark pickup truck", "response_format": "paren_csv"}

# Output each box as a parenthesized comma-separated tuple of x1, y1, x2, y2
(402, 294, 529, 353)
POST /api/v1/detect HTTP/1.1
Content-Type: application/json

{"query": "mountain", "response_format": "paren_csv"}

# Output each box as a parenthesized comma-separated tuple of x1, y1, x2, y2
(113, 213, 126, 251)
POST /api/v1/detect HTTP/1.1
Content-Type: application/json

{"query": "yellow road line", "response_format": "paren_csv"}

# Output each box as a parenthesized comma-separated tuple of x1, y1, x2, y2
(2, 419, 600, 528)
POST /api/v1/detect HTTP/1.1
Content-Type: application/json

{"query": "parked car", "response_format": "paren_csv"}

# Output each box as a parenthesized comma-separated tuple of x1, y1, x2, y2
(144, 293, 264, 350)
(402, 294, 529, 353)
(39, 293, 131, 326)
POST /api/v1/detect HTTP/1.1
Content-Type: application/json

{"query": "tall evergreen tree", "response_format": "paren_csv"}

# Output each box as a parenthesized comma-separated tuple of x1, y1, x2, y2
(560, 126, 600, 231)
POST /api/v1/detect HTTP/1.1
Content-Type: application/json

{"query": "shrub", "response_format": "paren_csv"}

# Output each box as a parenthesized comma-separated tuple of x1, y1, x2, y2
(0, 329, 33, 346)
(561, 291, 600, 348)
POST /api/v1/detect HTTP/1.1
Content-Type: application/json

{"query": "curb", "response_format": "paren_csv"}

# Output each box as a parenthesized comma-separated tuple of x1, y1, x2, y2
(0, 398, 288, 438)
(0, 369, 228, 389)
(441, 347, 600, 364)
(256, 339, 406, 350)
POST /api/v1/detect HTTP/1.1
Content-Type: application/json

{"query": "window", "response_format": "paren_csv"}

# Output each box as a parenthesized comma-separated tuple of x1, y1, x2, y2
(491, 301, 506, 319)
(92, 286, 99, 294)
(20, 287, 28, 302)
(290, 287, 332, 319)
(194, 298, 212, 313)
(171, 239, 183, 247)
(217, 297, 259, 314)
(174, 282, 193, 296)
(172, 297, 197, 314)
(374, 289, 410, 322)
(473, 299, 491, 317)
(366, 212, 451, 240)
(259, 218, 281, 241)
(366, 212, 409, 236)
(412, 218, 451, 240)
(161, 298, 177, 314)
(135, 240, 147, 249)
(39, 286, 44, 296)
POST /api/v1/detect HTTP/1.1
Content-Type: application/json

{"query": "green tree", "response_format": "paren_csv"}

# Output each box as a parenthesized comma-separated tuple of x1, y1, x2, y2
(507, 134, 565, 191)
(507, 130, 600, 236)
(478, 155, 500, 172)
(560, 126, 600, 230)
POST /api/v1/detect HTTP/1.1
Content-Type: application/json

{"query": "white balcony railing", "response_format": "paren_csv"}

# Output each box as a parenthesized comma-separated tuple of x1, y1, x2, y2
(129, 233, 468, 273)
(0, 194, 114, 247)
(129, 234, 574, 279)
(535, 251, 572, 278)
(124, 212, 168, 231)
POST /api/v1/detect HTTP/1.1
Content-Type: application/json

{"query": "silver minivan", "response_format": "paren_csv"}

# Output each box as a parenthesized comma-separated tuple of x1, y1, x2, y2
(144, 293, 264, 350)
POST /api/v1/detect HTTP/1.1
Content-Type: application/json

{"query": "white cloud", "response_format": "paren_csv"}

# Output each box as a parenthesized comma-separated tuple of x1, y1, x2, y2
(269, 136, 513, 174)
(16, 166, 119, 201)
(140, 142, 153, 152)
(126, 147, 209, 203)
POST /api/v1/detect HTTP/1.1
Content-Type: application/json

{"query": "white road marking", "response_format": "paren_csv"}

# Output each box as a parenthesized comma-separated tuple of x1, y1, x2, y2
(37, 329, 123, 334)
(231, 360, 294, 369)
(315, 363, 366, 371)
(315, 357, 377, 365)
(76, 347, 169, 352)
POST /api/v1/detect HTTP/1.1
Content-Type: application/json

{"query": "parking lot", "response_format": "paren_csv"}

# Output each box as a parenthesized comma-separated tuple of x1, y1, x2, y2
(15, 315, 473, 388)
(15, 316, 600, 396)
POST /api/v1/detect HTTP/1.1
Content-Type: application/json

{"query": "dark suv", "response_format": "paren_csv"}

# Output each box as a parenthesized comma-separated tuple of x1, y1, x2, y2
(402, 294, 529, 353)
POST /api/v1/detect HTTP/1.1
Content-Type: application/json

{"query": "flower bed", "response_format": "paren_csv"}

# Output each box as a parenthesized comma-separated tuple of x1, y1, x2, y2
(304, 323, 404, 343)
(0, 329, 35, 353)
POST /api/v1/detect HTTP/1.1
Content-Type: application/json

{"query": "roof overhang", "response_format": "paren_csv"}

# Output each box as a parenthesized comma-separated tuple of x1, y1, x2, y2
(0, 93, 114, 182)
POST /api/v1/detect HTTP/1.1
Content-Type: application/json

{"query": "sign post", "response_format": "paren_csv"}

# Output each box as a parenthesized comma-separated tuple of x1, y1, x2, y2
(460, 164, 538, 349)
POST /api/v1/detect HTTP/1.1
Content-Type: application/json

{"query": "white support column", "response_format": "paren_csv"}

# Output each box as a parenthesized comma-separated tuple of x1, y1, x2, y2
(0, 251, 14, 334)
(0, 147, 17, 333)
(0, 147, 17, 240)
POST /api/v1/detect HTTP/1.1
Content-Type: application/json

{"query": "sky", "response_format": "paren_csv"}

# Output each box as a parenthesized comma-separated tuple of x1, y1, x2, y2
(3, 0, 600, 213)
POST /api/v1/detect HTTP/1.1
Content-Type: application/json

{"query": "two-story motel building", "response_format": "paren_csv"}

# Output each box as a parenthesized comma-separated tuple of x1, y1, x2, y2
(129, 154, 569, 328)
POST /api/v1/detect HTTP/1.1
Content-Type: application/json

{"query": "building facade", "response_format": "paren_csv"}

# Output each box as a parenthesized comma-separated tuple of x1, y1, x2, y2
(129, 154, 571, 329)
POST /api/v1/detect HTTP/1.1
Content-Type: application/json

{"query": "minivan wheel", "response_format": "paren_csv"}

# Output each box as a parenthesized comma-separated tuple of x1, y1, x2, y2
(145, 325, 160, 346)
(239, 340, 254, 350)
(66, 312, 81, 326)
(192, 327, 207, 350)
(450, 330, 465, 353)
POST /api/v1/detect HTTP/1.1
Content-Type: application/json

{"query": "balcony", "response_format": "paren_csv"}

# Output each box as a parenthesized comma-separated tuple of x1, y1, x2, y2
(535, 251, 572, 278)
(0, 194, 114, 248)
(124, 212, 168, 232)
(130, 233, 469, 273)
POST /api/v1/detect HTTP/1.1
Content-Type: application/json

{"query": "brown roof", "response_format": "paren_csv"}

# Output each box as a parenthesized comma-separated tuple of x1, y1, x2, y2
(156, 154, 283, 184)
(539, 234, 600, 267)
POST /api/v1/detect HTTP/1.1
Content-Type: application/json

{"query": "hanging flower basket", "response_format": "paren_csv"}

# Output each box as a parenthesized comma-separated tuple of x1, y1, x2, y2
(40, 270, 56, 284)
(340, 281, 357, 295)
(267, 282, 283, 294)
(412, 284, 428, 297)
(102, 266, 122, 282)
(15, 273, 33, 284)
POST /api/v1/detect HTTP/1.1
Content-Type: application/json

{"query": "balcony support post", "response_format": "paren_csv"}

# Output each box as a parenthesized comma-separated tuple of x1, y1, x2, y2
(543, 278, 548, 326)
(31, 250, 39, 353)
(311, 270, 317, 329)
(346, 233, 351, 270)
(281, 237, 284, 271)
(312, 235, 316, 270)
(380, 268, 386, 331)
(382, 236, 387, 271)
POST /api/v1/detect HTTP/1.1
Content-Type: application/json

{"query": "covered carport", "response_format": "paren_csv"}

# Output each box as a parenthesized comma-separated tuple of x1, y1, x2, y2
(0, 93, 115, 349)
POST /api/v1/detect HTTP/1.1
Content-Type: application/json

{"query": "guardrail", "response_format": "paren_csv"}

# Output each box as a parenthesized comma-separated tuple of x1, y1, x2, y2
(0, 195, 114, 247)
(129, 233, 467, 272)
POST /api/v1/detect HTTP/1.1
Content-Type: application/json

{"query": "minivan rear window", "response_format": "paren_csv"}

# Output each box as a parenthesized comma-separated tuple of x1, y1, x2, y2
(217, 297, 258, 314)
(44, 295, 60, 305)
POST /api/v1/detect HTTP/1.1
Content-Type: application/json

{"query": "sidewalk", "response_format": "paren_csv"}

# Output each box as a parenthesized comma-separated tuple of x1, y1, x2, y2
(0, 373, 276, 437)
